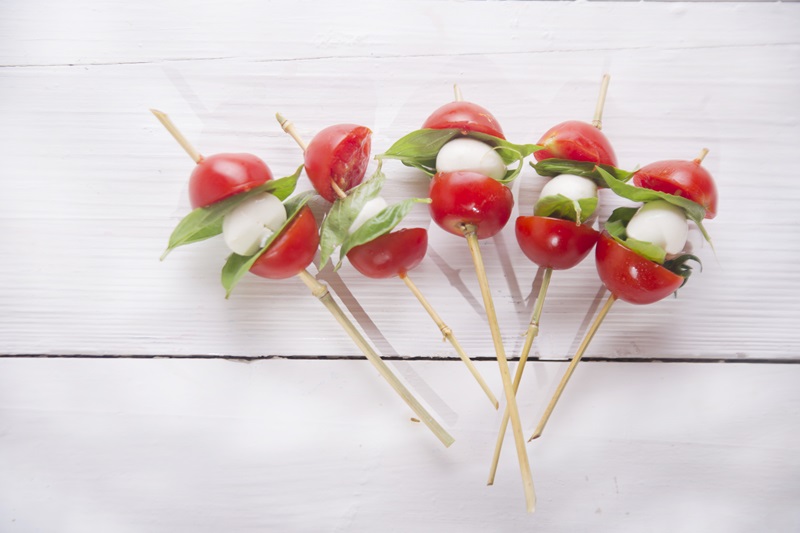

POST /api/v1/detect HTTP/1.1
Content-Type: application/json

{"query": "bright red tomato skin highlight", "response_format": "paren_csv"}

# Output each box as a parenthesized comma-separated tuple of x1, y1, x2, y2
(429, 171, 514, 240)
(189, 153, 273, 208)
(423, 101, 505, 140)
(632, 160, 718, 219)
(346, 228, 428, 279)
(595, 232, 684, 305)
(304, 124, 372, 203)
(534, 120, 617, 167)
(515, 216, 599, 270)
(249, 205, 319, 280)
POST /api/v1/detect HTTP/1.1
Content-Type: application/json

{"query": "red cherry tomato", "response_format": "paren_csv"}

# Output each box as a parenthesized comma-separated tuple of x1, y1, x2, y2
(429, 171, 514, 240)
(189, 153, 273, 208)
(595, 232, 684, 305)
(346, 228, 428, 279)
(534, 120, 617, 167)
(632, 160, 718, 219)
(249, 205, 319, 280)
(515, 216, 599, 270)
(304, 124, 372, 203)
(423, 101, 505, 140)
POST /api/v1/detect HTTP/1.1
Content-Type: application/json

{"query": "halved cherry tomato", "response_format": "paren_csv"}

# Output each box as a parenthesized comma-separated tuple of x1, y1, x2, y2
(304, 124, 372, 203)
(515, 216, 599, 270)
(534, 120, 617, 167)
(429, 171, 514, 240)
(249, 205, 319, 280)
(189, 153, 273, 208)
(423, 101, 505, 140)
(595, 232, 684, 305)
(346, 228, 428, 279)
(633, 159, 718, 219)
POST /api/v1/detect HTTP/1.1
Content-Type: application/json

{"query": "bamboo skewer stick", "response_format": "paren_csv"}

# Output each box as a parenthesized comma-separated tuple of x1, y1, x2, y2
(695, 148, 710, 164)
(275, 112, 309, 152)
(487, 267, 552, 485)
(400, 272, 499, 409)
(150, 109, 203, 163)
(453, 84, 463, 102)
(591, 74, 611, 130)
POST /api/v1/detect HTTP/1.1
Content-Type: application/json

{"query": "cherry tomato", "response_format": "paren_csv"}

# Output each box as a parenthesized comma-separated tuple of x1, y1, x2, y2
(304, 124, 372, 203)
(189, 153, 273, 208)
(429, 171, 514, 240)
(534, 120, 617, 167)
(346, 228, 428, 279)
(595, 232, 684, 305)
(515, 216, 599, 270)
(632, 160, 718, 219)
(423, 101, 505, 140)
(249, 205, 319, 280)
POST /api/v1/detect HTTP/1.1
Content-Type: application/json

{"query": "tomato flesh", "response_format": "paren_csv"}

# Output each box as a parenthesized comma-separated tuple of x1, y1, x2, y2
(429, 171, 514, 240)
(423, 101, 505, 140)
(189, 153, 273, 208)
(633, 160, 718, 219)
(304, 124, 372, 203)
(534, 120, 617, 167)
(249, 205, 319, 280)
(595, 232, 684, 305)
(346, 228, 428, 279)
(515, 216, 599, 270)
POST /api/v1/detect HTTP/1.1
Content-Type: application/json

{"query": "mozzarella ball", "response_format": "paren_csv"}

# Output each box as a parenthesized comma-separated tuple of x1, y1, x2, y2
(222, 192, 287, 256)
(435, 138, 506, 181)
(349, 196, 388, 235)
(540, 174, 598, 201)
(625, 200, 689, 255)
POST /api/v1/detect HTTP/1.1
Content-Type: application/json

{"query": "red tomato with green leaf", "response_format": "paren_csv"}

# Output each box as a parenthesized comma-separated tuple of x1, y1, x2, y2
(249, 205, 319, 280)
(189, 153, 273, 208)
(429, 171, 513, 240)
(304, 124, 372, 203)
(632, 159, 718, 219)
(346, 228, 428, 279)
(534, 120, 617, 167)
(423, 101, 505, 140)
(515, 216, 599, 270)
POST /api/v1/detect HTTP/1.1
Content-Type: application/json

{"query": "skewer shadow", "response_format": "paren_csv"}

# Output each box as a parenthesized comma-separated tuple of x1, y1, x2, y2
(566, 285, 609, 358)
(426, 247, 484, 319)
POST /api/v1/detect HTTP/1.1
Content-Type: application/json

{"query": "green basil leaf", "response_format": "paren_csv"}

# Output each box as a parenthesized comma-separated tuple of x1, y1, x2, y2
(467, 131, 542, 166)
(534, 194, 598, 224)
(160, 165, 303, 260)
(663, 253, 702, 288)
(376, 129, 460, 174)
(622, 237, 667, 264)
(603, 206, 666, 264)
(531, 159, 634, 186)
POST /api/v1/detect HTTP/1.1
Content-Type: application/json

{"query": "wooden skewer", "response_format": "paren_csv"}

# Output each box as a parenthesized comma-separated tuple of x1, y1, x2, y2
(150, 109, 203, 163)
(400, 272, 499, 409)
(487, 267, 552, 485)
(529, 293, 617, 441)
(695, 148, 710, 164)
(591, 74, 611, 131)
(463, 225, 536, 512)
(297, 270, 454, 448)
(453, 84, 463, 102)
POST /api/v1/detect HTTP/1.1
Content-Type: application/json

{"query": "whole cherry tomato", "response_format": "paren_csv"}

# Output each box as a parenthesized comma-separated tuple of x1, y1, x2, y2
(534, 120, 617, 167)
(423, 101, 505, 140)
(304, 124, 372, 203)
(249, 205, 320, 280)
(346, 228, 428, 279)
(189, 153, 273, 208)
(633, 159, 718, 219)
(429, 171, 514, 240)
(515, 216, 599, 270)
(595, 232, 684, 305)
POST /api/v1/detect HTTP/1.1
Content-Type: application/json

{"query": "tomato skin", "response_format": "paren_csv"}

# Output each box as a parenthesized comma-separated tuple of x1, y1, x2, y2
(632, 160, 718, 219)
(533, 120, 617, 167)
(423, 101, 505, 140)
(515, 216, 599, 270)
(429, 171, 514, 240)
(346, 228, 428, 279)
(189, 153, 273, 208)
(595, 232, 684, 305)
(304, 124, 372, 203)
(249, 206, 319, 280)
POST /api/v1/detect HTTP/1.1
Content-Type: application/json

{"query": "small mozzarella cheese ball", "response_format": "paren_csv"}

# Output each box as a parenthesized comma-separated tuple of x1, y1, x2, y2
(223, 192, 287, 256)
(435, 138, 506, 181)
(540, 174, 598, 201)
(349, 196, 388, 234)
(626, 200, 688, 255)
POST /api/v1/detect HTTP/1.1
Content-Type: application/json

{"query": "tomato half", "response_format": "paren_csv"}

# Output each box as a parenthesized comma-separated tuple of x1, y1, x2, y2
(346, 228, 428, 279)
(515, 216, 599, 270)
(632, 160, 718, 219)
(595, 232, 684, 305)
(189, 153, 272, 208)
(429, 171, 514, 240)
(534, 120, 617, 167)
(304, 124, 372, 203)
(249, 205, 319, 280)
(423, 101, 505, 140)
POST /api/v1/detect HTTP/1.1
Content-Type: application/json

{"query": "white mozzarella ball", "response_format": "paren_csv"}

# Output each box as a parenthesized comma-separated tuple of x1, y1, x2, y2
(625, 200, 689, 255)
(435, 138, 506, 181)
(222, 192, 287, 256)
(349, 196, 388, 235)
(540, 174, 598, 201)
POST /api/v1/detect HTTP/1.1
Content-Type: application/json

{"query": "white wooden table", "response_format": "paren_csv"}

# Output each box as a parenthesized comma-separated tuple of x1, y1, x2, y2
(2, 1, 799, 531)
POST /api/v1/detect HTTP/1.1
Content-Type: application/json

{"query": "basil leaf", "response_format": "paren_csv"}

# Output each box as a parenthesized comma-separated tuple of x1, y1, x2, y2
(534, 194, 598, 224)
(161, 165, 303, 260)
(622, 237, 667, 264)
(220, 191, 315, 298)
(531, 159, 634, 186)
(467, 131, 542, 166)
(318, 167, 386, 269)
(663, 253, 702, 288)
(337, 198, 431, 269)
(376, 129, 460, 174)
(603, 206, 666, 264)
